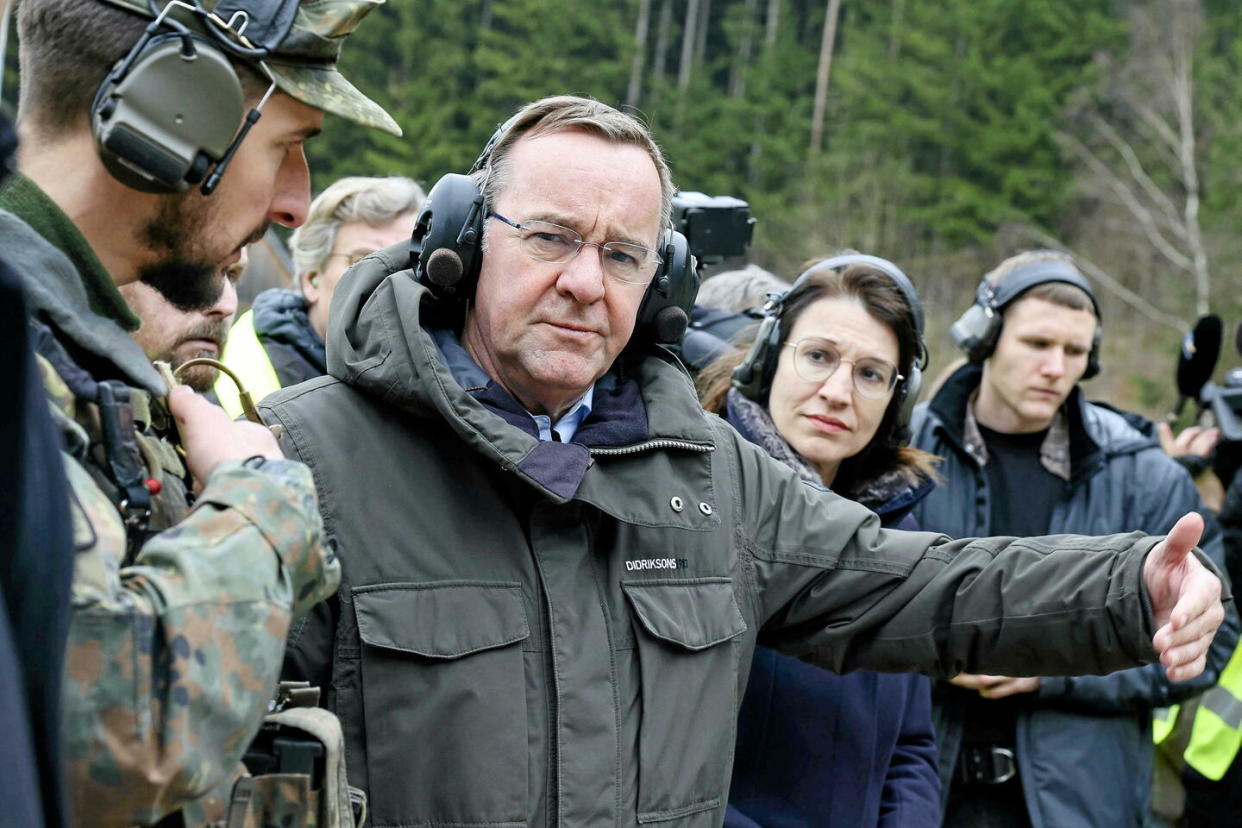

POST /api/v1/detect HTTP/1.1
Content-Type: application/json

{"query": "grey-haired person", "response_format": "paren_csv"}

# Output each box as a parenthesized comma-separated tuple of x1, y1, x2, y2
(218, 175, 424, 416)
(266, 95, 1226, 828)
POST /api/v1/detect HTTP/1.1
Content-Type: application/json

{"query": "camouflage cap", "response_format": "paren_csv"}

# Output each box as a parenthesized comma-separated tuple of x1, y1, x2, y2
(99, 0, 402, 136)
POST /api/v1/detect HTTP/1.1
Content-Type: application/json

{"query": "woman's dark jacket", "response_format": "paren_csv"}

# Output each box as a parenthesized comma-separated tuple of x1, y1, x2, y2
(723, 403, 940, 828)
(910, 362, 1240, 828)
(249, 288, 328, 387)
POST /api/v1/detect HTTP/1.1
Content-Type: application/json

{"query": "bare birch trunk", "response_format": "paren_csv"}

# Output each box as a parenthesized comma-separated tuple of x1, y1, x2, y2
(695, 0, 713, 67)
(729, 0, 759, 99)
(809, 0, 842, 156)
(1171, 3, 1210, 314)
(650, 0, 672, 114)
(627, 0, 654, 107)
(677, 0, 702, 123)
(764, 0, 780, 48)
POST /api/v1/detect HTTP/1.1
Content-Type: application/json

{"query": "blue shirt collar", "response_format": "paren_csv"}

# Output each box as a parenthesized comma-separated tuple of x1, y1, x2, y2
(430, 328, 595, 443)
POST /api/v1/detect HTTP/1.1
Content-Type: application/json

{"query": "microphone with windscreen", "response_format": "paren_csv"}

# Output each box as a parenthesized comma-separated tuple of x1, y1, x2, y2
(1169, 314, 1223, 421)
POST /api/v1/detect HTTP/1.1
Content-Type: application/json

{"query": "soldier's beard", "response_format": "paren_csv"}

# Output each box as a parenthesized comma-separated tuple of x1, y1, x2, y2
(138, 194, 267, 312)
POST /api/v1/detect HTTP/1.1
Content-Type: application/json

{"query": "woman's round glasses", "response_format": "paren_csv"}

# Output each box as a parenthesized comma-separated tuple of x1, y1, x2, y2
(784, 338, 903, 400)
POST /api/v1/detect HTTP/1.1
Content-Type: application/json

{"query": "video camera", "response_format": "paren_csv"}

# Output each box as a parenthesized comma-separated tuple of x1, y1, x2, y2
(671, 191, 756, 269)
(1170, 315, 1242, 485)
(1172, 316, 1242, 440)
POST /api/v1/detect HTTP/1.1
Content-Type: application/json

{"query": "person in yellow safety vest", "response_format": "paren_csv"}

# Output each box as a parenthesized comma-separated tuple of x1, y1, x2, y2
(217, 176, 425, 417)
(1156, 459, 1242, 827)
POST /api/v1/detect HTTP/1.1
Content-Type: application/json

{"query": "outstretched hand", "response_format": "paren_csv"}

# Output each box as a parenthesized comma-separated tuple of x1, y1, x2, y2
(1144, 512, 1225, 682)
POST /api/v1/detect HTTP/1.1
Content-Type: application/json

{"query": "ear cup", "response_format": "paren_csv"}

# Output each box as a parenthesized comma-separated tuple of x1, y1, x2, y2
(633, 229, 698, 346)
(1083, 328, 1102, 380)
(949, 301, 1002, 363)
(411, 173, 486, 302)
(92, 34, 243, 193)
(731, 312, 781, 400)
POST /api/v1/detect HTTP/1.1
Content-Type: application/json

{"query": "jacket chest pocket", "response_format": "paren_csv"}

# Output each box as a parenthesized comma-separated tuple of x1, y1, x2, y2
(623, 578, 748, 825)
(353, 582, 530, 827)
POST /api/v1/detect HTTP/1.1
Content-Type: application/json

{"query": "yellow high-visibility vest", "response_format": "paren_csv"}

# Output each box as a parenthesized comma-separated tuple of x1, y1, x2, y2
(1181, 644, 1242, 780)
(1154, 704, 1178, 745)
(214, 309, 282, 419)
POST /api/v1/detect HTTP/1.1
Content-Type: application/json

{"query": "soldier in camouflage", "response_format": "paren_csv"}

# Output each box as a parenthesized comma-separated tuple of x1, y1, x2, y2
(4, 1, 400, 824)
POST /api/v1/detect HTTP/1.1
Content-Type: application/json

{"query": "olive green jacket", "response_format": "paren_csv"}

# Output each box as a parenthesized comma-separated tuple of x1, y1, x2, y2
(267, 245, 1185, 828)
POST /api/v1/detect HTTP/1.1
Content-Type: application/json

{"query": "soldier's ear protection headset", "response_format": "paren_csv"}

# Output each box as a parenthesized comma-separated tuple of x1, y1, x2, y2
(409, 114, 697, 347)
(731, 253, 929, 421)
(949, 256, 1102, 379)
(91, 0, 300, 195)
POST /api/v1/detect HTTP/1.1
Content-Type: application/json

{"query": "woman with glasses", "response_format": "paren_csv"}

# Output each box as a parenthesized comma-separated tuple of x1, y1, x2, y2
(697, 256, 941, 828)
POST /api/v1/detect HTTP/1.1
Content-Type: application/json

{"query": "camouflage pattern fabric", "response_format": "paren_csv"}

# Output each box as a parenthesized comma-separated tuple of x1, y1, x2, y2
(39, 354, 340, 827)
(231, 775, 321, 828)
(226, 705, 362, 827)
(99, 0, 401, 135)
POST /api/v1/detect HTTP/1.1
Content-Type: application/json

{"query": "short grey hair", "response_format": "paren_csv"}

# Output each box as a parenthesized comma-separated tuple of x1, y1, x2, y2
(291, 176, 426, 276)
(472, 96, 675, 240)
(696, 265, 790, 312)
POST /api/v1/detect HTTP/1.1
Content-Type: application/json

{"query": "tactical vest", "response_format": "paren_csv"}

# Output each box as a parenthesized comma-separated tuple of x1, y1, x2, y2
(32, 319, 190, 555)
(36, 320, 362, 827)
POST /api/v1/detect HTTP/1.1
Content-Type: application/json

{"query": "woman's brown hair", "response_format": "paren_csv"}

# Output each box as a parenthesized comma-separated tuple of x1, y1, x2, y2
(697, 261, 937, 500)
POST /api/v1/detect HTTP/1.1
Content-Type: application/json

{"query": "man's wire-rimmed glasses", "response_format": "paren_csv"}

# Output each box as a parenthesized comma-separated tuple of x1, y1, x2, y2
(488, 211, 662, 286)
(784, 338, 903, 400)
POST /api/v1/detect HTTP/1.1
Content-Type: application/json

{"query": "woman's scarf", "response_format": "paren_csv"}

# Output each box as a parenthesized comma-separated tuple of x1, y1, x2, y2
(725, 388, 822, 485)
(724, 388, 927, 513)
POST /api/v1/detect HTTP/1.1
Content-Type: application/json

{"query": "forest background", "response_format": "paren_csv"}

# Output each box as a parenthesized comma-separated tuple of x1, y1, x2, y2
(6, 0, 1242, 419)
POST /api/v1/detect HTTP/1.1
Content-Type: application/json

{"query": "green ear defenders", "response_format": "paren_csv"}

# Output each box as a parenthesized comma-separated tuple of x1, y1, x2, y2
(731, 253, 928, 421)
(409, 115, 699, 346)
(949, 257, 1102, 379)
(90, 0, 298, 195)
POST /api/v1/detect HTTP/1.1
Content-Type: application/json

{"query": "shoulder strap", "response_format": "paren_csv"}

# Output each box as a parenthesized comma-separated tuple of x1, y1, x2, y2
(31, 318, 154, 552)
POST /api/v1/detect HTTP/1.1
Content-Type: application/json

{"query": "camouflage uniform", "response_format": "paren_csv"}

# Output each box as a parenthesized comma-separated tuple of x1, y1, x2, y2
(5, 2, 400, 824)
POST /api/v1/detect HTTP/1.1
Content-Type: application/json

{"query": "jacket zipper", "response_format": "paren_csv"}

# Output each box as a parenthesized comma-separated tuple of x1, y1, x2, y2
(589, 439, 715, 458)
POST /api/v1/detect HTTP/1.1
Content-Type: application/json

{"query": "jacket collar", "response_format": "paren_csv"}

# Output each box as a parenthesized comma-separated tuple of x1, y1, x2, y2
(0, 173, 139, 331)
(724, 386, 934, 521)
(251, 288, 327, 373)
(929, 361, 1101, 482)
(0, 182, 163, 395)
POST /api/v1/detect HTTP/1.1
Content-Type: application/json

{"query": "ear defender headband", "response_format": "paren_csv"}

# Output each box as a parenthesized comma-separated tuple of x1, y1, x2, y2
(91, 0, 298, 195)
(731, 254, 929, 422)
(409, 112, 697, 346)
(949, 257, 1102, 379)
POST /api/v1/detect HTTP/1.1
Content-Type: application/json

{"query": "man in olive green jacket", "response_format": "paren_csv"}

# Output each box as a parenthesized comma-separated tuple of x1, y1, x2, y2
(265, 96, 1226, 828)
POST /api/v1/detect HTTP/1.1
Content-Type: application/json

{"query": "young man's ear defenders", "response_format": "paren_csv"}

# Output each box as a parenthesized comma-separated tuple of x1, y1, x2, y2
(408, 115, 698, 346)
(949, 257, 1102, 380)
(90, 0, 298, 195)
(731, 254, 928, 421)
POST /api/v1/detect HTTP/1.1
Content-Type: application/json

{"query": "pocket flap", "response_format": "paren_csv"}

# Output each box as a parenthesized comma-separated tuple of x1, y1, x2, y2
(353, 582, 530, 659)
(622, 579, 747, 651)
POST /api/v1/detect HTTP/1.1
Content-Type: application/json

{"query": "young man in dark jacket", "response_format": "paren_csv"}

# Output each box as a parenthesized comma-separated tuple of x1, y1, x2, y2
(911, 250, 1239, 828)
(266, 97, 1227, 828)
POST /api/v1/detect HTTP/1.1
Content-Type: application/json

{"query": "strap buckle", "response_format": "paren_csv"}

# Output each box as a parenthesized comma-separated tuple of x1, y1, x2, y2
(957, 745, 1018, 785)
